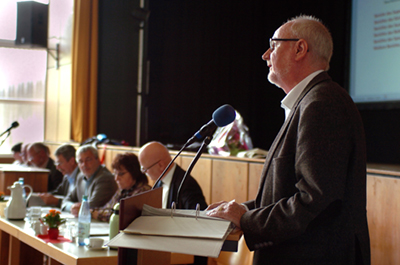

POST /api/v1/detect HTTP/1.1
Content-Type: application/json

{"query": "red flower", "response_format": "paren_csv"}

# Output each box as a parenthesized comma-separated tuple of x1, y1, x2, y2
(41, 209, 66, 228)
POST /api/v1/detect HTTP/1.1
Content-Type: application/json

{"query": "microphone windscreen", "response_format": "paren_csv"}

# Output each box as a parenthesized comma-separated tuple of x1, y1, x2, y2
(212, 104, 236, 127)
(11, 121, 19, 128)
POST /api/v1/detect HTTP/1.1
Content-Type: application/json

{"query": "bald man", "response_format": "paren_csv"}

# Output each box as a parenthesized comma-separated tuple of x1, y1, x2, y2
(27, 142, 63, 191)
(138, 141, 207, 210)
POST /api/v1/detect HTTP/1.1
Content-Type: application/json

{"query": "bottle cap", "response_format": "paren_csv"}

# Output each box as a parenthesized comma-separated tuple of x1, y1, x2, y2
(112, 203, 120, 214)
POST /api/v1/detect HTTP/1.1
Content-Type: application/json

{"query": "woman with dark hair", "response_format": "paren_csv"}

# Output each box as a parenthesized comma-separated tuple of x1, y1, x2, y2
(91, 152, 151, 222)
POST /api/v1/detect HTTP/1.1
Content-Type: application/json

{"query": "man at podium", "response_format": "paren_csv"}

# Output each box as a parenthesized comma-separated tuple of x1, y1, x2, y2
(207, 15, 370, 265)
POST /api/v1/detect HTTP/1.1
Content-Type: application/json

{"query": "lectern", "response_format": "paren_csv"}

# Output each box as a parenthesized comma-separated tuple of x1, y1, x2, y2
(118, 187, 170, 265)
(116, 187, 241, 264)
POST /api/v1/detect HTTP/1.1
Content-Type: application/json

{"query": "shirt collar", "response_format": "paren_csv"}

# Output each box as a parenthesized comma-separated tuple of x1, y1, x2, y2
(161, 163, 176, 188)
(41, 157, 50, 169)
(84, 165, 101, 183)
(67, 166, 79, 182)
(281, 70, 324, 120)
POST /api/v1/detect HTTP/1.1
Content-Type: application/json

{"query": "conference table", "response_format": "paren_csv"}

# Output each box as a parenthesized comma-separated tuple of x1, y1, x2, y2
(0, 214, 117, 265)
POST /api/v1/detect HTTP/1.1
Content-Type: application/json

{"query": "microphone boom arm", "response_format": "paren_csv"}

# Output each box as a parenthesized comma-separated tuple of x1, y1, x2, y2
(0, 131, 11, 147)
(174, 135, 212, 209)
(152, 140, 192, 189)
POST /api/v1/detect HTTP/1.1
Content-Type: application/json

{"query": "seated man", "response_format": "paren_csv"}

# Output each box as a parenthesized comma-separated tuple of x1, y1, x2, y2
(27, 142, 63, 191)
(30, 144, 80, 207)
(62, 145, 118, 216)
(20, 143, 31, 166)
(138, 141, 207, 210)
(11, 142, 23, 165)
(139, 141, 209, 265)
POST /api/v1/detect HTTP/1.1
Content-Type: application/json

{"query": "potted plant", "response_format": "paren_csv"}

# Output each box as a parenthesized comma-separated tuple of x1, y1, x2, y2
(40, 209, 66, 239)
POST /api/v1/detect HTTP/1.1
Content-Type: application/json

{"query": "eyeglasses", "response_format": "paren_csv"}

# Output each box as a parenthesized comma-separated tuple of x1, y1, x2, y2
(141, 160, 161, 174)
(77, 157, 94, 165)
(27, 151, 39, 162)
(269, 38, 300, 51)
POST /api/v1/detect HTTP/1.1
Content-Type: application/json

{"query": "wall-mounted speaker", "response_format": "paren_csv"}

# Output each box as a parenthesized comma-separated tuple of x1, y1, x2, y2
(15, 1, 48, 48)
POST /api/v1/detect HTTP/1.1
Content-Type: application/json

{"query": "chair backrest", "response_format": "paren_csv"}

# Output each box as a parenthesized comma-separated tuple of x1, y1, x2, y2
(208, 236, 253, 265)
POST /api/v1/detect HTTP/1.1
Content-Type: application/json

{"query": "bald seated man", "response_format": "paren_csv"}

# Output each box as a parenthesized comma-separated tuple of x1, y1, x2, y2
(138, 141, 208, 210)
(27, 142, 63, 191)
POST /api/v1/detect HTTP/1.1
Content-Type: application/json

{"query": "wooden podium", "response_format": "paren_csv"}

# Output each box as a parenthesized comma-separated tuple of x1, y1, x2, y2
(0, 164, 49, 195)
(118, 187, 171, 265)
(116, 188, 241, 265)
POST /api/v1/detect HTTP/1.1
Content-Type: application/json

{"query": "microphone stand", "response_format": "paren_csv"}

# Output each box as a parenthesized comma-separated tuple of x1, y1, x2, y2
(174, 135, 212, 209)
(0, 127, 11, 137)
(0, 131, 11, 147)
(152, 140, 192, 189)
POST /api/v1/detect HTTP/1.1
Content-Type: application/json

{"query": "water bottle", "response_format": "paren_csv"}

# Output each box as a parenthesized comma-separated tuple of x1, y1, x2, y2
(77, 195, 91, 246)
(109, 203, 120, 242)
(19, 178, 26, 200)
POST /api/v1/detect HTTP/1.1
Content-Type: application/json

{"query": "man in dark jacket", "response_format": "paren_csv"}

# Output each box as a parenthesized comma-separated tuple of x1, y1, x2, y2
(207, 15, 370, 265)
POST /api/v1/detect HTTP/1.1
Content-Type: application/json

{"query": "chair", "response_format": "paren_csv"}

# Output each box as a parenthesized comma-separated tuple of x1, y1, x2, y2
(208, 237, 253, 265)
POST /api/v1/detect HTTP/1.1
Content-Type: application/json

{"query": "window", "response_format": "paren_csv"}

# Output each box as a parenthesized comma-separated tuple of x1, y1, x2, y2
(0, 0, 48, 154)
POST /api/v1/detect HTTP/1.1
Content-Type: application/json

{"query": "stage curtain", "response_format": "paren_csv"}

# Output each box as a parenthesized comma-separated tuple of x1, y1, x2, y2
(71, 0, 98, 143)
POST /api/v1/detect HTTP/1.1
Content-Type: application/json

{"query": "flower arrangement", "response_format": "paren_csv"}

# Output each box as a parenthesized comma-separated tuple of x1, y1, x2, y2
(41, 209, 66, 228)
(0, 191, 6, 202)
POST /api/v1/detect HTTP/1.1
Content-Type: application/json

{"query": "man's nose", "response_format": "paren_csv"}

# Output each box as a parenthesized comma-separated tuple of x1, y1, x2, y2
(261, 49, 271, 61)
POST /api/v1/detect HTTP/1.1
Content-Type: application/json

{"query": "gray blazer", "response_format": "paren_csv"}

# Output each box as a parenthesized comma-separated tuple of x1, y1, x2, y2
(62, 165, 118, 211)
(241, 72, 370, 265)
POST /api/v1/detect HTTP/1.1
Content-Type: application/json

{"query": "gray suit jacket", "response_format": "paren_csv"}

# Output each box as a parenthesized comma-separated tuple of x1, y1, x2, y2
(241, 72, 370, 265)
(61, 165, 118, 211)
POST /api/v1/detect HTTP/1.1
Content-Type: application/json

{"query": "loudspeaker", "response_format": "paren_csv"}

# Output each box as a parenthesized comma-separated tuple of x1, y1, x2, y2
(15, 1, 48, 47)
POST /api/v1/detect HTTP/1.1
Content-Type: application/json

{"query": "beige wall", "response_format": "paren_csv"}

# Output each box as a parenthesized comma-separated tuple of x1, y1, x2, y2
(45, 0, 74, 142)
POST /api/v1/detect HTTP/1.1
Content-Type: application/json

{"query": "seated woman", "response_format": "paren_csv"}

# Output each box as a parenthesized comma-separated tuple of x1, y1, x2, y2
(91, 152, 151, 222)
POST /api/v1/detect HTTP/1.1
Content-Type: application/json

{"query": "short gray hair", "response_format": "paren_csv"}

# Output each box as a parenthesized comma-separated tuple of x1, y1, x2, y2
(76, 145, 99, 159)
(287, 15, 333, 70)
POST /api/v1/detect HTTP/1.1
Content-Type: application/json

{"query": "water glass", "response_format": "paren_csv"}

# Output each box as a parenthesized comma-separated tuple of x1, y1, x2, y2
(29, 206, 42, 222)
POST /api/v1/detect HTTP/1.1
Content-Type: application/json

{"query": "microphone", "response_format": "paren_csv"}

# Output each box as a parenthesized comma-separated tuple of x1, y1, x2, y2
(10, 121, 19, 129)
(0, 121, 19, 137)
(152, 104, 236, 190)
(186, 104, 236, 146)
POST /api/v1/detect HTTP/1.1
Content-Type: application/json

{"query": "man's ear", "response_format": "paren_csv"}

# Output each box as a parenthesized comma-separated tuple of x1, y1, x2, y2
(295, 39, 308, 60)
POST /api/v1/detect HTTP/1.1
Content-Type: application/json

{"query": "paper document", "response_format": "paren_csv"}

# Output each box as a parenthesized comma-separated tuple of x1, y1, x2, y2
(141, 204, 221, 220)
(31, 192, 65, 200)
(123, 204, 233, 239)
(124, 215, 231, 239)
(106, 204, 234, 257)
(90, 222, 110, 236)
(107, 232, 225, 258)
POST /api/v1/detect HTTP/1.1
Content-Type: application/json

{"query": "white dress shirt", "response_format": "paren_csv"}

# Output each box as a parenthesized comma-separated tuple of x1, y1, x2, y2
(281, 70, 324, 121)
(159, 163, 176, 209)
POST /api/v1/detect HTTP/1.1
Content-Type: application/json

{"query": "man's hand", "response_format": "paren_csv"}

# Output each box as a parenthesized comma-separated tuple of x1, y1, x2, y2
(206, 200, 247, 229)
(38, 193, 59, 206)
(71, 202, 82, 217)
(91, 209, 99, 220)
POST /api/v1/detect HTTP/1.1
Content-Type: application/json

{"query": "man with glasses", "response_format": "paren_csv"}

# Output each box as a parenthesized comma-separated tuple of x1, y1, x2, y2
(139, 141, 208, 265)
(138, 141, 207, 210)
(27, 142, 63, 191)
(29, 144, 80, 207)
(207, 15, 370, 265)
(62, 145, 117, 216)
